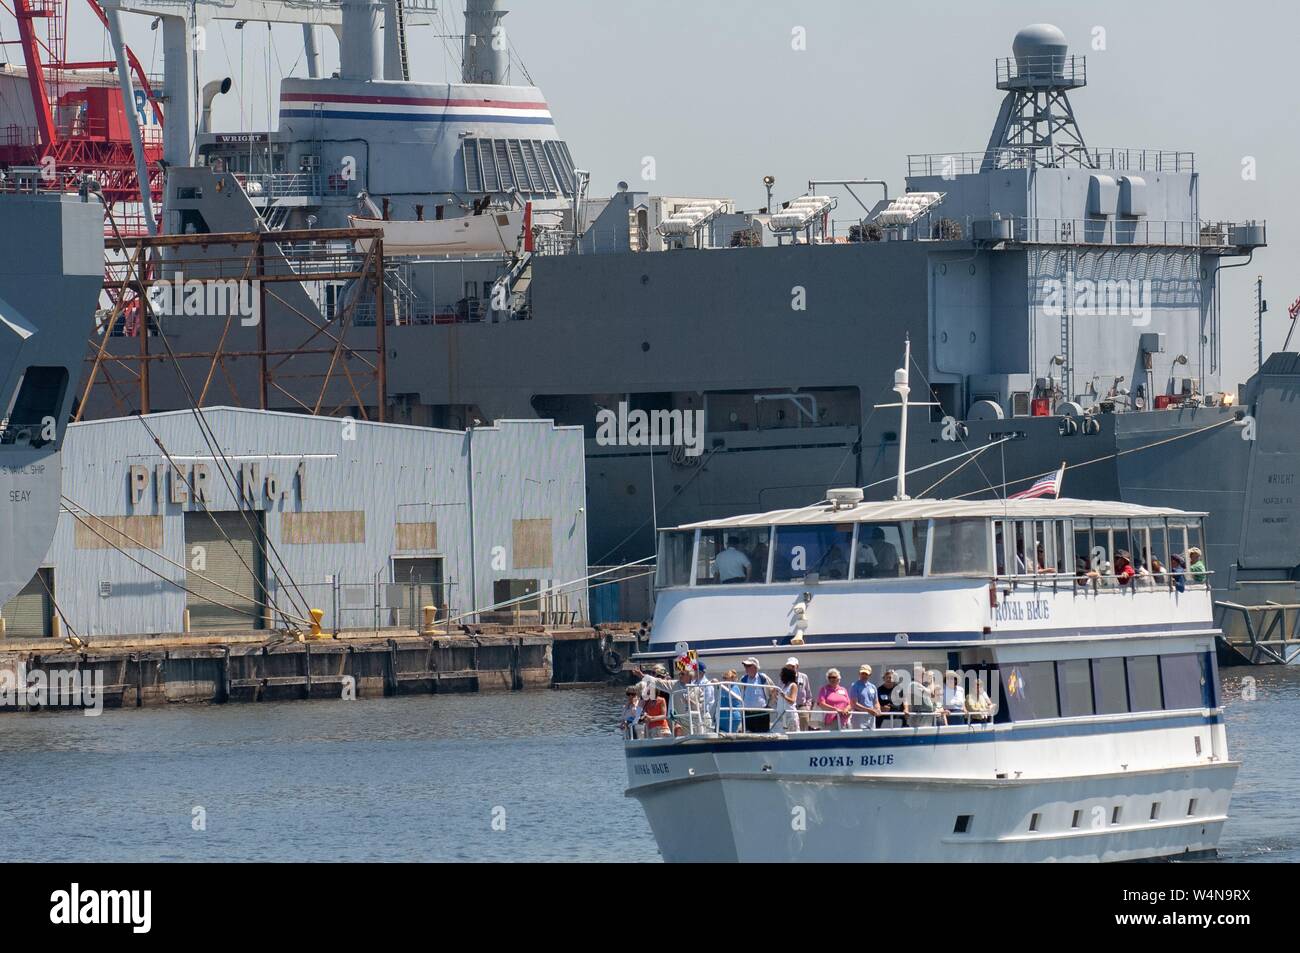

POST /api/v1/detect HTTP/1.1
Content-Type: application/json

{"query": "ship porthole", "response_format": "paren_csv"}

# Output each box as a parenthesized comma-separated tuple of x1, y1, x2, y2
(641, 341, 650, 352)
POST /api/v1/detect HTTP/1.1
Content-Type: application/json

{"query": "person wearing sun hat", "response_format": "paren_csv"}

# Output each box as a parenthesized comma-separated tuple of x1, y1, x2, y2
(848, 663, 879, 729)
(786, 656, 812, 729)
(1187, 547, 1207, 585)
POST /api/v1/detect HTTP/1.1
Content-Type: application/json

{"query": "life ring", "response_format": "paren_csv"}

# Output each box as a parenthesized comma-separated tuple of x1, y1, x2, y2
(601, 648, 623, 674)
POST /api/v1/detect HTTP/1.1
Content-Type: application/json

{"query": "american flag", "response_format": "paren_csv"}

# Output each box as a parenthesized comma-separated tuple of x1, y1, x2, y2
(1009, 463, 1065, 500)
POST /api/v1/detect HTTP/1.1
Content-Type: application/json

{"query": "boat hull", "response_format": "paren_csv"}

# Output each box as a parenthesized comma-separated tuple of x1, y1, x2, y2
(626, 718, 1236, 862)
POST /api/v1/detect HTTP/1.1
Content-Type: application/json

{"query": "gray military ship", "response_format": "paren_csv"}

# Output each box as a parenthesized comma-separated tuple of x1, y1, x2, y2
(0, 181, 104, 611)
(73, 4, 1299, 653)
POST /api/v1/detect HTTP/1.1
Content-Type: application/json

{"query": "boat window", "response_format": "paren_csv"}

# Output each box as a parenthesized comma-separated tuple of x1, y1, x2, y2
(1091, 657, 1128, 714)
(1056, 659, 1095, 716)
(993, 520, 1008, 575)
(1091, 519, 1123, 575)
(1130, 521, 1153, 573)
(851, 522, 925, 578)
(1073, 520, 1093, 575)
(696, 527, 771, 585)
(1159, 653, 1208, 710)
(1000, 662, 1058, 721)
(1014, 521, 1035, 573)
(772, 524, 853, 582)
(928, 519, 992, 575)
(655, 530, 695, 588)
(1034, 520, 1060, 573)
(1126, 655, 1163, 712)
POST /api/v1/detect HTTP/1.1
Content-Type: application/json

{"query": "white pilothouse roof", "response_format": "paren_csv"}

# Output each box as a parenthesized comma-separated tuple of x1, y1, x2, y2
(673, 497, 1207, 531)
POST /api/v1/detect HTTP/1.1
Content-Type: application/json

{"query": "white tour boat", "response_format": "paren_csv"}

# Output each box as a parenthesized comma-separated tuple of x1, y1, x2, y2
(624, 344, 1236, 863)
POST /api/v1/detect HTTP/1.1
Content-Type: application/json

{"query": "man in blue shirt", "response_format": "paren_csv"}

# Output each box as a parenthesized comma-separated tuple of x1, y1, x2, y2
(739, 657, 775, 733)
(848, 664, 880, 730)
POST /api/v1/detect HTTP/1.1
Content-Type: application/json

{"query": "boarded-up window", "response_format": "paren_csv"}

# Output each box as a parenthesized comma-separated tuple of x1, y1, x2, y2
(281, 511, 365, 545)
(395, 521, 437, 551)
(74, 514, 163, 551)
(513, 518, 552, 569)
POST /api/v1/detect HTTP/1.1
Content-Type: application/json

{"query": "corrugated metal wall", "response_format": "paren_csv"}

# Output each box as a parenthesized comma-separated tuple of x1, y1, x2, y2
(35, 409, 587, 637)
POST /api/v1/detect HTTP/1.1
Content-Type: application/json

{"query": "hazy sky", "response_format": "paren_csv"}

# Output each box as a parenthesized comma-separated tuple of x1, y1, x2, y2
(42, 0, 1295, 385)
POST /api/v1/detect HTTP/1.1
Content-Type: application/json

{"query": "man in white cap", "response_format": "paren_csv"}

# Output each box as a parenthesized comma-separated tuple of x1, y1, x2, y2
(738, 657, 775, 733)
(787, 656, 812, 730)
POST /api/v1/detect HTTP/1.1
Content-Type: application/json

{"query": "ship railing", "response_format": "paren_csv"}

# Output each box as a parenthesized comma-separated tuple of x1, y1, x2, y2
(995, 53, 1087, 89)
(235, 172, 322, 199)
(907, 147, 1195, 177)
(625, 681, 996, 740)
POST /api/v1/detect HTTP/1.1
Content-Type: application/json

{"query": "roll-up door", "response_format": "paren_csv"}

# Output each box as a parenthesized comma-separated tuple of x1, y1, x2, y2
(184, 511, 264, 630)
(1, 568, 53, 638)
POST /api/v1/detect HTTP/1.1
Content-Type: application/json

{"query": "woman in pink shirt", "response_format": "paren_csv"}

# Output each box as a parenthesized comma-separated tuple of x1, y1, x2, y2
(816, 669, 853, 730)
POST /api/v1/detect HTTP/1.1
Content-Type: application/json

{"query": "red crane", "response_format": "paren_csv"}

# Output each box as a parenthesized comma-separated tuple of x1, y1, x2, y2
(1, 0, 165, 234)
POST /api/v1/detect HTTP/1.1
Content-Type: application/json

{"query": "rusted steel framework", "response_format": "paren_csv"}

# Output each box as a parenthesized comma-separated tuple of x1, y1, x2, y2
(76, 227, 389, 422)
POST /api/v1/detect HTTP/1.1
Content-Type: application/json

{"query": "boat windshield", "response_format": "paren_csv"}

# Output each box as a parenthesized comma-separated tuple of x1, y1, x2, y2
(656, 530, 694, 587)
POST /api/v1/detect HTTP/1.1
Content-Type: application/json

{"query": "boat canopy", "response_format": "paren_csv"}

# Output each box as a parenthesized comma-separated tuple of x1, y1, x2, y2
(671, 497, 1208, 531)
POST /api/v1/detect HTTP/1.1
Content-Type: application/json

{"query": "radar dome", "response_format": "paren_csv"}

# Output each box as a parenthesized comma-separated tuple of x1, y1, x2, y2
(1012, 23, 1068, 72)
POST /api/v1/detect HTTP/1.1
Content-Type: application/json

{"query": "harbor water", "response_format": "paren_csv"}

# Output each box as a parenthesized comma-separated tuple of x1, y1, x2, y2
(0, 666, 1294, 863)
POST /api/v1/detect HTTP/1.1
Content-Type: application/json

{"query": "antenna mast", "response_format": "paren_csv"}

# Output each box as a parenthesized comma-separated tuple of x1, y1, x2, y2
(873, 336, 936, 501)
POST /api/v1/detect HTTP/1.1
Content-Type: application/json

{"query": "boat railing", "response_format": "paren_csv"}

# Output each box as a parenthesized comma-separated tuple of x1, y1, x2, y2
(625, 680, 996, 740)
(994, 569, 1212, 593)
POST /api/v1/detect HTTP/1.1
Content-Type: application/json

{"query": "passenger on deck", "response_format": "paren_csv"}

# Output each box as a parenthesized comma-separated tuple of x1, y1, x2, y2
(739, 657, 776, 733)
(637, 657, 709, 736)
(903, 669, 938, 727)
(716, 669, 744, 733)
(638, 665, 673, 738)
(774, 666, 801, 733)
(877, 670, 903, 728)
(849, 664, 880, 729)
(786, 656, 813, 729)
(1188, 547, 1207, 584)
(816, 669, 853, 730)
(1148, 555, 1168, 586)
(1114, 551, 1136, 587)
(941, 670, 965, 723)
(620, 686, 644, 739)
(715, 536, 752, 584)
(693, 660, 715, 715)
(1169, 553, 1187, 593)
(964, 677, 993, 722)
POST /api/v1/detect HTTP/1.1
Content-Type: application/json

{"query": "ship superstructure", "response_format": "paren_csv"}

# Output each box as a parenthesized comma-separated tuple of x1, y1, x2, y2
(63, 8, 1300, 643)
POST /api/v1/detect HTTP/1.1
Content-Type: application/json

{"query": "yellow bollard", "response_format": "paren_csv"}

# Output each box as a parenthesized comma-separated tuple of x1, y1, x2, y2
(183, 608, 191, 634)
(308, 608, 325, 639)
(421, 604, 437, 635)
